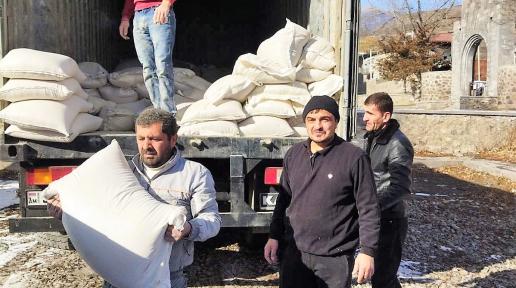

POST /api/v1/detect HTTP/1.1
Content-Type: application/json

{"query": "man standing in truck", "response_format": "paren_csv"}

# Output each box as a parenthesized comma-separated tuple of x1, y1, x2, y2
(264, 95, 381, 288)
(48, 108, 221, 288)
(363, 92, 414, 288)
(119, 0, 177, 115)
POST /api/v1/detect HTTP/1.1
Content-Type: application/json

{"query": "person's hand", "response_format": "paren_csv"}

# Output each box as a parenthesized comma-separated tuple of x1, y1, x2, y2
(153, 1, 172, 24)
(352, 253, 374, 284)
(264, 238, 280, 264)
(119, 20, 130, 40)
(164, 221, 191, 242)
(47, 194, 63, 220)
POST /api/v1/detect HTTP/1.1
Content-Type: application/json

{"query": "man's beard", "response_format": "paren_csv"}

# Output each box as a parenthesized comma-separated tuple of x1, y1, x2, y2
(140, 148, 173, 168)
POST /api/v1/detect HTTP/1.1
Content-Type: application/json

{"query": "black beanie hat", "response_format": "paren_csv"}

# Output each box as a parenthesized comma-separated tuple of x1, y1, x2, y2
(302, 95, 340, 122)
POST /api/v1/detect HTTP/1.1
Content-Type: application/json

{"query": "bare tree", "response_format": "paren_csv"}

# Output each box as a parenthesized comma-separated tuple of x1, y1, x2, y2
(374, 0, 456, 99)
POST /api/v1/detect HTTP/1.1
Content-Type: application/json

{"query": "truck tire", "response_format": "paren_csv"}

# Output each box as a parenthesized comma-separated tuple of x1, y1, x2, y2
(37, 232, 75, 250)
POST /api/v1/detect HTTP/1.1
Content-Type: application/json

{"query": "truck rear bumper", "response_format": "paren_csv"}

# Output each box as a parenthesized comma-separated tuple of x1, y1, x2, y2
(9, 217, 64, 233)
(9, 212, 272, 233)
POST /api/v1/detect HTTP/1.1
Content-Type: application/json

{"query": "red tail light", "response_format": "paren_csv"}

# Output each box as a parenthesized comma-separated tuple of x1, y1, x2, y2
(264, 167, 283, 185)
(26, 166, 76, 185)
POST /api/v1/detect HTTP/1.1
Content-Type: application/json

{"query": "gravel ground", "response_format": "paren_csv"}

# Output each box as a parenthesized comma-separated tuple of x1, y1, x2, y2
(0, 163, 514, 288)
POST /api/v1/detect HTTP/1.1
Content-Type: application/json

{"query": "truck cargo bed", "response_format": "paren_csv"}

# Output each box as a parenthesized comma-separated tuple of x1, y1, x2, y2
(1, 132, 305, 162)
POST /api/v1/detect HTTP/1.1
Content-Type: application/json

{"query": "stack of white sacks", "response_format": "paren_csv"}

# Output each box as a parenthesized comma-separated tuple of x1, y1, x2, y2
(80, 60, 211, 131)
(0, 48, 212, 142)
(178, 19, 343, 138)
(0, 49, 102, 143)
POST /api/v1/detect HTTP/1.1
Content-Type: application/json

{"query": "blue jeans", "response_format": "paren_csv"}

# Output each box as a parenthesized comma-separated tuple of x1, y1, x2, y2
(133, 7, 176, 114)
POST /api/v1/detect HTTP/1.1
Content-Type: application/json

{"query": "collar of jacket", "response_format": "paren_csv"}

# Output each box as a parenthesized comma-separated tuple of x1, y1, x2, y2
(364, 119, 400, 145)
(131, 147, 180, 180)
(302, 135, 344, 156)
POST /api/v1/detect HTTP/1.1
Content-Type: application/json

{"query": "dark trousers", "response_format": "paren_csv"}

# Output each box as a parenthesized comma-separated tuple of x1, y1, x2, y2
(371, 217, 408, 288)
(280, 240, 353, 288)
(279, 239, 318, 288)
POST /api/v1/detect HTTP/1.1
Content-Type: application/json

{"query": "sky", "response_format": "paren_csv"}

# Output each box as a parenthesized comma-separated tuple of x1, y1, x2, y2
(362, 0, 462, 12)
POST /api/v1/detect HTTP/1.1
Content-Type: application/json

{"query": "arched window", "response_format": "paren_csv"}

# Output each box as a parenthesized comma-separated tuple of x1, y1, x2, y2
(471, 39, 487, 96)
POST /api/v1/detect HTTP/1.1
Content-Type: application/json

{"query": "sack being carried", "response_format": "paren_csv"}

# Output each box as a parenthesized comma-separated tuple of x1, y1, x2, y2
(43, 140, 187, 288)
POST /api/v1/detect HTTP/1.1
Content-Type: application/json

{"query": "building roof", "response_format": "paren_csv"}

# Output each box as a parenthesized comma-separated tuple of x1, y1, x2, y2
(430, 32, 453, 43)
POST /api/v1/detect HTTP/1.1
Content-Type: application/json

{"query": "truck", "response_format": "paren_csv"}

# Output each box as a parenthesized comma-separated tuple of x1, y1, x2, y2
(0, 0, 361, 245)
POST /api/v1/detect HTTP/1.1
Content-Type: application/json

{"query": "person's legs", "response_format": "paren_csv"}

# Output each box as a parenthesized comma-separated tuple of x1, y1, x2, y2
(149, 9, 176, 114)
(279, 239, 318, 288)
(371, 217, 408, 288)
(133, 8, 161, 109)
(301, 252, 354, 288)
(170, 270, 187, 288)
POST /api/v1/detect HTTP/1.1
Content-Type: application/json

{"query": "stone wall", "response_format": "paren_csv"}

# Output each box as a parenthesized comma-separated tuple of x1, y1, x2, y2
(395, 112, 516, 155)
(460, 97, 499, 110)
(497, 65, 516, 109)
(421, 71, 452, 101)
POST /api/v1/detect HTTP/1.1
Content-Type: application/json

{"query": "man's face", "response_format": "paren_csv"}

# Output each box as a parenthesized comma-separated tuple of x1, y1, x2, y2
(363, 104, 391, 132)
(136, 122, 177, 168)
(305, 109, 337, 145)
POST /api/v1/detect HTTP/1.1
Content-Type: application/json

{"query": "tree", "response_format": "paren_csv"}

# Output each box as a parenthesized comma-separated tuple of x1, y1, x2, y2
(373, 0, 456, 99)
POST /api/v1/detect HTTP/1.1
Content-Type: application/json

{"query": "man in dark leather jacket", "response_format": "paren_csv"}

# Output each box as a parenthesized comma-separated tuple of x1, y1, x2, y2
(363, 92, 414, 288)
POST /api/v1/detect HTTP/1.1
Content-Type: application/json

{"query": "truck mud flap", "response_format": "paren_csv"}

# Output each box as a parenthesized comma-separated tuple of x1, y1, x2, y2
(9, 217, 65, 233)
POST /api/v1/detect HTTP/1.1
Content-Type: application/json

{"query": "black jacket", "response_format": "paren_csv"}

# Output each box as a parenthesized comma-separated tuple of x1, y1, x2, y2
(270, 136, 380, 257)
(365, 119, 414, 219)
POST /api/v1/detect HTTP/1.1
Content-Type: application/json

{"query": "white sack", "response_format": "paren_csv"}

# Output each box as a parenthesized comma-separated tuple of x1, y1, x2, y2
(181, 75, 211, 91)
(247, 82, 311, 106)
(244, 99, 295, 118)
(175, 95, 195, 122)
(295, 68, 332, 83)
(118, 99, 153, 116)
(174, 68, 196, 83)
(99, 85, 139, 104)
(79, 62, 109, 88)
(308, 74, 343, 97)
(300, 37, 337, 71)
(238, 116, 294, 137)
(99, 106, 136, 131)
(180, 99, 246, 125)
(257, 19, 310, 68)
(0, 96, 92, 135)
(0, 48, 86, 82)
(42, 140, 187, 288)
(232, 53, 297, 85)
(86, 95, 116, 115)
(292, 102, 305, 116)
(175, 82, 206, 101)
(134, 83, 149, 99)
(5, 113, 103, 143)
(0, 78, 88, 102)
(85, 88, 101, 99)
(203, 75, 256, 104)
(178, 121, 240, 137)
(109, 67, 144, 88)
(288, 116, 308, 137)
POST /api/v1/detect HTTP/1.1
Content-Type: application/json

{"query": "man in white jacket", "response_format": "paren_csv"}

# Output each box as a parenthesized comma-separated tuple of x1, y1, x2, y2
(48, 108, 221, 288)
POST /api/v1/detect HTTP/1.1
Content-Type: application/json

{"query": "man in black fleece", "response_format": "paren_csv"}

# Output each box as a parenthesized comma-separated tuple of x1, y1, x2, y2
(363, 92, 413, 288)
(264, 95, 381, 288)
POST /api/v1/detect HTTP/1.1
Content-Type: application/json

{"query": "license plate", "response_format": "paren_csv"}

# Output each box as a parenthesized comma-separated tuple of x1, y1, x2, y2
(27, 191, 47, 206)
(259, 193, 278, 211)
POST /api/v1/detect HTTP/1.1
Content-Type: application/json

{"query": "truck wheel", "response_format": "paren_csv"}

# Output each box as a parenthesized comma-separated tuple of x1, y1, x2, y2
(37, 232, 75, 250)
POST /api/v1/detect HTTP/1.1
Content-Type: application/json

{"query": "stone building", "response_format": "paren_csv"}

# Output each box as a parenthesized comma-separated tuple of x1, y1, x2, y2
(451, 0, 516, 110)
